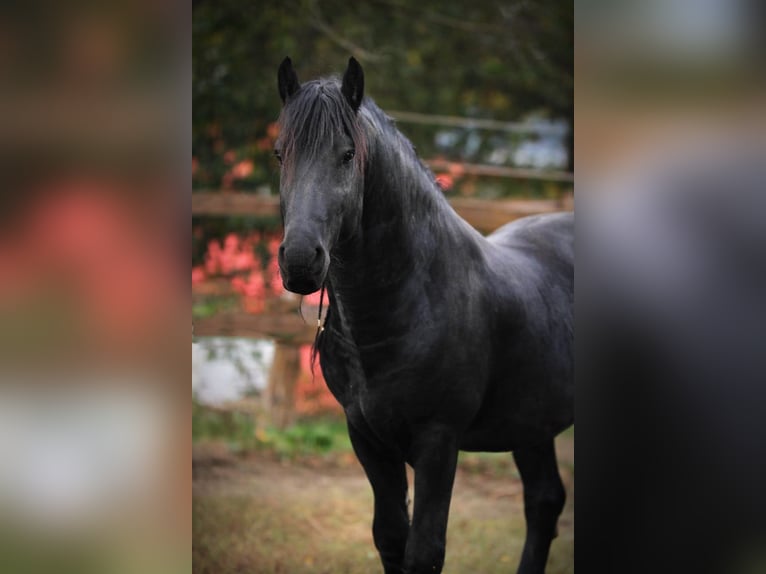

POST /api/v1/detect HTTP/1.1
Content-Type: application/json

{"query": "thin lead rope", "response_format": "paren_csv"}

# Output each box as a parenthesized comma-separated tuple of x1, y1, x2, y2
(310, 283, 326, 379)
(316, 283, 326, 338)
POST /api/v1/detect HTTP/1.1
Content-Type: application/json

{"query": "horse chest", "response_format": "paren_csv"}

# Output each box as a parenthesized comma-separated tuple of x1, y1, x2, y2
(322, 346, 418, 441)
(325, 336, 487, 452)
(320, 291, 488, 447)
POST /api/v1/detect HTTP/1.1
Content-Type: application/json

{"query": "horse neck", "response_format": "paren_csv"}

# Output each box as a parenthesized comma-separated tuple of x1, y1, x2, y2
(327, 118, 483, 339)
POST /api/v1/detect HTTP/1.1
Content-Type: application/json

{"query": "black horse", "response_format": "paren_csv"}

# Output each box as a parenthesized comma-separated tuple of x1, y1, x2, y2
(275, 57, 573, 574)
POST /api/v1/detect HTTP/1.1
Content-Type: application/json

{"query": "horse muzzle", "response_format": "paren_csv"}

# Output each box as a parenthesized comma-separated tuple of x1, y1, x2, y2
(278, 238, 329, 295)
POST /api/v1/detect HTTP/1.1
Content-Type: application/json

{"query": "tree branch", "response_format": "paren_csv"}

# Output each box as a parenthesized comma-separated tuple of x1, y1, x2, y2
(305, 0, 388, 62)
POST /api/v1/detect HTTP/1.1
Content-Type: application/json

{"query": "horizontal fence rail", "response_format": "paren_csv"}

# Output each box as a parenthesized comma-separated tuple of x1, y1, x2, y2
(387, 110, 567, 136)
(192, 192, 573, 233)
(424, 159, 573, 183)
(193, 309, 316, 345)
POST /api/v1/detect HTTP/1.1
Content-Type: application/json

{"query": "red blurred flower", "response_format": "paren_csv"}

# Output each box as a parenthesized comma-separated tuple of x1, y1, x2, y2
(435, 174, 454, 191)
(0, 179, 182, 353)
(192, 266, 206, 285)
(194, 230, 288, 313)
(266, 122, 280, 140)
(231, 160, 253, 179)
(294, 345, 341, 415)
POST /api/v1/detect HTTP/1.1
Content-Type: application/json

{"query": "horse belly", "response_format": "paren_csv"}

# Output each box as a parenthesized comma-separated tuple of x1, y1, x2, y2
(459, 371, 573, 452)
(460, 416, 571, 452)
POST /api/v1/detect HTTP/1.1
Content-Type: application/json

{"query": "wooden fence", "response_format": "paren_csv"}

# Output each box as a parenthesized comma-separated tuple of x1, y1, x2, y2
(192, 191, 573, 232)
(193, 190, 573, 426)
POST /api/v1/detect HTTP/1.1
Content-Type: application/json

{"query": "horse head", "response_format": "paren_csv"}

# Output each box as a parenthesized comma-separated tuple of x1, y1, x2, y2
(275, 57, 366, 295)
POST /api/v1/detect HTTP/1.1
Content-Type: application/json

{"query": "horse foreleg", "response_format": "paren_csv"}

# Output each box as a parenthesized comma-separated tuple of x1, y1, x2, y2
(348, 421, 409, 574)
(402, 427, 459, 574)
(513, 440, 566, 574)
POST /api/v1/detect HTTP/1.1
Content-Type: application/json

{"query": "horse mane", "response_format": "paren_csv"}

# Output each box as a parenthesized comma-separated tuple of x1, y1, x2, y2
(358, 99, 455, 224)
(277, 77, 367, 180)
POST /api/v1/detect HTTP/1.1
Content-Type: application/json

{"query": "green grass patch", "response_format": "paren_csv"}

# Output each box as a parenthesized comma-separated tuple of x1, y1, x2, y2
(261, 419, 352, 458)
(193, 400, 352, 458)
(192, 296, 240, 319)
(192, 400, 258, 451)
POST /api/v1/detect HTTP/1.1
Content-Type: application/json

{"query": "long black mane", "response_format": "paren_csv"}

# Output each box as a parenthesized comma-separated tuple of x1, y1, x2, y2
(357, 91, 460, 231)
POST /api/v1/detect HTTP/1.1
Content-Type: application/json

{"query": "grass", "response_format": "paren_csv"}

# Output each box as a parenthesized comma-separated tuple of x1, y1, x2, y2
(192, 453, 573, 574)
(193, 401, 574, 573)
(193, 490, 377, 574)
(192, 400, 259, 451)
(192, 400, 352, 458)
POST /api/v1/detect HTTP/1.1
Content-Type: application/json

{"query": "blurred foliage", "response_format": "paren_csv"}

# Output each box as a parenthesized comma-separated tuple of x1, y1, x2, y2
(191, 295, 240, 319)
(192, 399, 351, 457)
(260, 419, 353, 458)
(192, 400, 259, 450)
(192, 0, 573, 191)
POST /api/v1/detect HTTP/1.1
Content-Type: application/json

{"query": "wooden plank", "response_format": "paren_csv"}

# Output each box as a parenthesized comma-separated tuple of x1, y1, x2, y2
(191, 192, 572, 232)
(193, 311, 316, 344)
(424, 159, 573, 183)
(192, 278, 236, 296)
(386, 110, 566, 136)
(192, 193, 280, 217)
(450, 197, 564, 233)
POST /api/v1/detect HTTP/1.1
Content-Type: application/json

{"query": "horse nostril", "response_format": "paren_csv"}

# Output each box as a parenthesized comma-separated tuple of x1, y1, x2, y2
(279, 239, 325, 272)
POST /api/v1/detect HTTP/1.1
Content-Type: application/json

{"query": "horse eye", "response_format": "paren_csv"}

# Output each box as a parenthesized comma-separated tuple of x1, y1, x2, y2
(273, 150, 283, 165)
(342, 149, 355, 164)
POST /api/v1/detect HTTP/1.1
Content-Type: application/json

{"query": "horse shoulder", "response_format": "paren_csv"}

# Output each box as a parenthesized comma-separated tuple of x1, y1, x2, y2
(480, 212, 574, 370)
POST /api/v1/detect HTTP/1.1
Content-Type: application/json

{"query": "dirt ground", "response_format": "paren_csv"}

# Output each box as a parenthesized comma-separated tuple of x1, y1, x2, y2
(193, 435, 573, 574)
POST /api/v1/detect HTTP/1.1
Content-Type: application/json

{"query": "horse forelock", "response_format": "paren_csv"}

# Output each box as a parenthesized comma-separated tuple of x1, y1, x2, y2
(277, 78, 367, 181)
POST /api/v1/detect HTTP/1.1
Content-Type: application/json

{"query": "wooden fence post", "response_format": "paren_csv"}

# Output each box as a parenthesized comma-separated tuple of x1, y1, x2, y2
(266, 342, 301, 429)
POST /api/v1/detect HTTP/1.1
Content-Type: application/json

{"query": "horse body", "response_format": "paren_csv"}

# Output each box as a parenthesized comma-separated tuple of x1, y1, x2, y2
(275, 57, 572, 574)
(463, 214, 574, 450)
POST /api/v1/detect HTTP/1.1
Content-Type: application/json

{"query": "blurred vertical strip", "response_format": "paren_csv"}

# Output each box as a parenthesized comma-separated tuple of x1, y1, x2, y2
(0, 0, 189, 573)
(577, 0, 766, 573)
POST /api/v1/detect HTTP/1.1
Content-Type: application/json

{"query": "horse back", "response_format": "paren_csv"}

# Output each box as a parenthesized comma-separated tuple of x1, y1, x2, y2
(488, 211, 573, 266)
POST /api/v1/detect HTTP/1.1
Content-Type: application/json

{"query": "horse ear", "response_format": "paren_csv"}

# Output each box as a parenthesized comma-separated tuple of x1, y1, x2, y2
(278, 57, 300, 103)
(341, 57, 364, 113)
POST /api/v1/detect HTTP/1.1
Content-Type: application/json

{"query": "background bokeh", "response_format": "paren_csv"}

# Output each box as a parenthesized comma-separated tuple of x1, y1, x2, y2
(0, 0, 763, 572)
(576, 0, 766, 572)
(0, 1, 188, 573)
